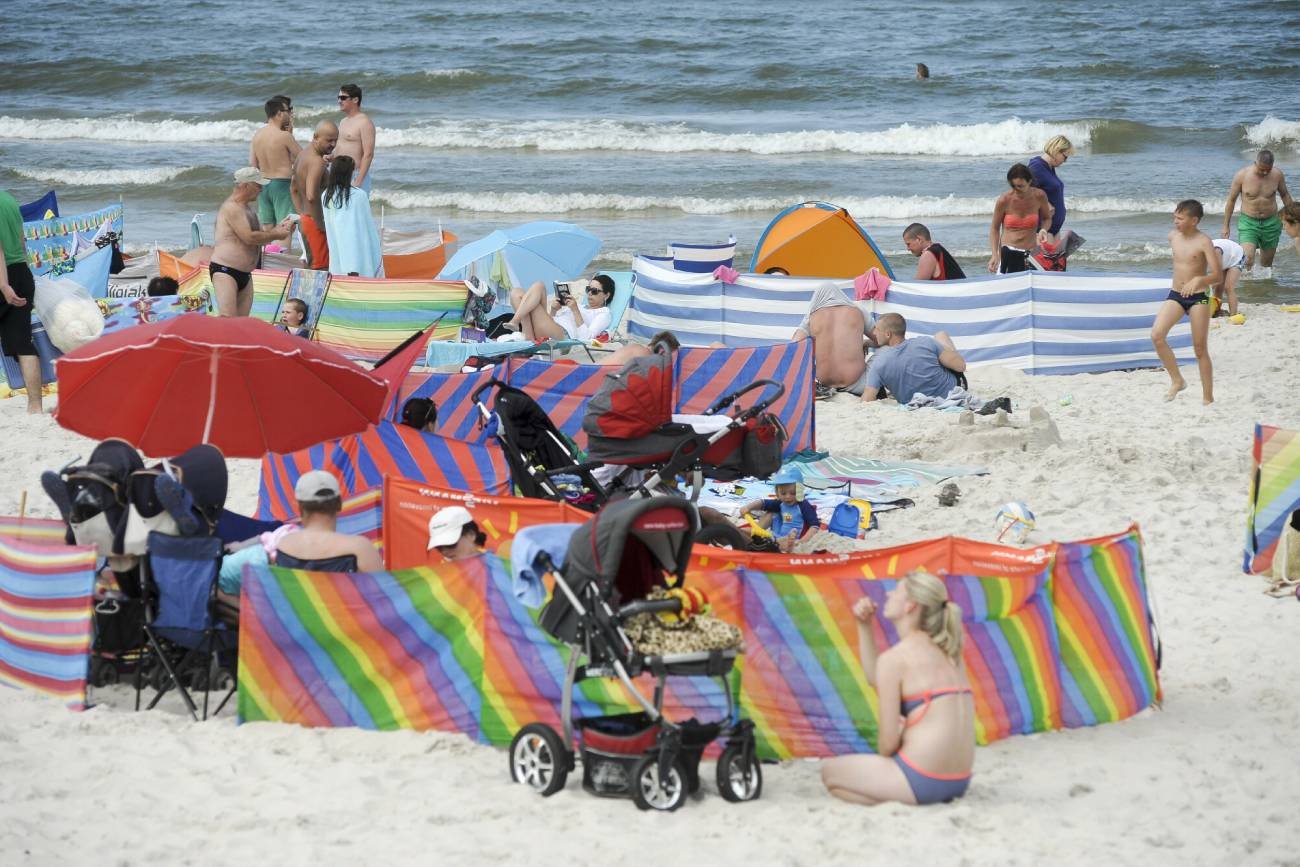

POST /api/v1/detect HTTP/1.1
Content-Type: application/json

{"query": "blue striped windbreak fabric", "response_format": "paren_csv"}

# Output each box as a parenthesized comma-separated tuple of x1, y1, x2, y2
(629, 258, 1193, 374)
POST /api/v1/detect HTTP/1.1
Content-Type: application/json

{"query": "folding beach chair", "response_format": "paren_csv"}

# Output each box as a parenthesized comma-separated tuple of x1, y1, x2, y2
(136, 532, 237, 721)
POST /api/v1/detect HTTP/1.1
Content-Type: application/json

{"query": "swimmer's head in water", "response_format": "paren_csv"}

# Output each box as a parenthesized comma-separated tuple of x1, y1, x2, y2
(764, 267, 789, 275)
(915, 63, 930, 80)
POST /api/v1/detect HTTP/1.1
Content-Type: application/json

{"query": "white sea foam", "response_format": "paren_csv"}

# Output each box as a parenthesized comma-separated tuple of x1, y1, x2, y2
(13, 166, 196, 186)
(373, 189, 1223, 219)
(421, 68, 477, 78)
(1243, 116, 1300, 147)
(0, 115, 1094, 156)
(0, 116, 259, 143)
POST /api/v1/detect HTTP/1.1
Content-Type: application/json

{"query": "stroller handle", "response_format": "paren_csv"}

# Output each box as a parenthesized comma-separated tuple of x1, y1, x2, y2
(618, 597, 683, 620)
(470, 377, 510, 407)
(705, 378, 785, 420)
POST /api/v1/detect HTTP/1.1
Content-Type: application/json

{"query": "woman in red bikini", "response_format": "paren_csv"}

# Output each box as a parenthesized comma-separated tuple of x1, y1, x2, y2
(988, 163, 1052, 273)
(821, 570, 975, 805)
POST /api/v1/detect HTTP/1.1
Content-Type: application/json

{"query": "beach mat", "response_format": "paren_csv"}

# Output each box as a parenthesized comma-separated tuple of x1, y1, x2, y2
(792, 455, 988, 491)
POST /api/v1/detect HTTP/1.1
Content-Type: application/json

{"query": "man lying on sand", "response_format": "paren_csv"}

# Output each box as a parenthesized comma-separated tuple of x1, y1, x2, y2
(859, 313, 974, 406)
(1151, 199, 1221, 405)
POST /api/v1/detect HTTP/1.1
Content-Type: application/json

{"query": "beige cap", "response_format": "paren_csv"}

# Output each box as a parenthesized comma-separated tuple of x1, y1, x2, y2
(234, 166, 270, 186)
(294, 470, 341, 503)
(427, 506, 473, 549)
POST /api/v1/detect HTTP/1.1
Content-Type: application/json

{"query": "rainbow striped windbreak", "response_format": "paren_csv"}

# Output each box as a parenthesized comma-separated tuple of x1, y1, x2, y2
(1244, 424, 1300, 575)
(0, 531, 98, 710)
(238, 525, 1159, 756)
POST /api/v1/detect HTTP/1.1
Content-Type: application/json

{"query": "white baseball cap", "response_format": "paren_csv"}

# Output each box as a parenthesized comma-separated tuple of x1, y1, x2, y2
(234, 166, 270, 186)
(294, 470, 341, 503)
(427, 506, 473, 549)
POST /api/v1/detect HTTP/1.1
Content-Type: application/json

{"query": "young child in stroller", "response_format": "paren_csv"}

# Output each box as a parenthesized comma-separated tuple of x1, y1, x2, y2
(507, 496, 761, 812)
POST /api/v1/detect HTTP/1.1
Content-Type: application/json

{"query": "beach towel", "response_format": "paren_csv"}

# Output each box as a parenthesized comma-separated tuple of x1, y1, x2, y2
(322, 187, 382, 278)
(792, 455, 988, 492)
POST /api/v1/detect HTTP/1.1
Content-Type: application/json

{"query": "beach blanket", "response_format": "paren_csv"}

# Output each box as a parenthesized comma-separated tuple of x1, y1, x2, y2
(238, 525, 1160, 757)
(0, 533, 98, 710)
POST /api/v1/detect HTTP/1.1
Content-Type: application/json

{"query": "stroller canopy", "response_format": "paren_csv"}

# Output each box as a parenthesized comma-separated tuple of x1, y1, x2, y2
(563, 497, 698, 602)
(582, 352, 673, 442)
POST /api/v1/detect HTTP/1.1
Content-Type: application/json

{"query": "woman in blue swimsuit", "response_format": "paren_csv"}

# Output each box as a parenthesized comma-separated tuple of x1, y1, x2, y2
(822, 570, 975, 805)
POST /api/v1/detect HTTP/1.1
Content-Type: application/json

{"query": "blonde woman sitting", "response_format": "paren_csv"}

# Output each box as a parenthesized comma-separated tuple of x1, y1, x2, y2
(821, 570, 975, 805)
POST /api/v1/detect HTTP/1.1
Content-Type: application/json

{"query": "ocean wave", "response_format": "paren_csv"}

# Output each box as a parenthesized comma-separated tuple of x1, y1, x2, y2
(0, 114, 1095, 156)
(12, 165, 198, 186)
(0, 116, 259, 143)
(1243, 116, 1300, 147)
(378, 117, 1098, 156)
(372, 189, 1225, 219)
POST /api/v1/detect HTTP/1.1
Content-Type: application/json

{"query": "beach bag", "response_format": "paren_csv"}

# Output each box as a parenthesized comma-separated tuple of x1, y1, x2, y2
(32, 273, 104, 352)
(740, 412, 786, 478)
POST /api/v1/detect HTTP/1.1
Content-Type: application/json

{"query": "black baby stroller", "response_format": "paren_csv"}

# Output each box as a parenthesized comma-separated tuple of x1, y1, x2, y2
(507, 496, 762, 811)
(470, 379, 609, 510)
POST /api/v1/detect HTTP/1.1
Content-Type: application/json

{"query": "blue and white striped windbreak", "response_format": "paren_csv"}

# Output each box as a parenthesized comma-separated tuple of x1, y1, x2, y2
(628, 257, 1194, 376)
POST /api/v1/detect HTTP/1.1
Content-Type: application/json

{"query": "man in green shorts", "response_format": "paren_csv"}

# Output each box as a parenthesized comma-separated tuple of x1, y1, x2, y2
(0, 189, 42, 413)
(249, 97, 301, 228)
(1221, 149, 1292, 277)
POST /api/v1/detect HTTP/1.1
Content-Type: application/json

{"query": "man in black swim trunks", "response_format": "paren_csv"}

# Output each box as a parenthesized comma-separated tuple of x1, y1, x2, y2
(1151, 199, 1222, 405)
(210, 167, 295, 316)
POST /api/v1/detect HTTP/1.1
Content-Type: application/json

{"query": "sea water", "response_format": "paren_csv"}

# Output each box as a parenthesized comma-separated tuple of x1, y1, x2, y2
(3, 0, 1298, 301)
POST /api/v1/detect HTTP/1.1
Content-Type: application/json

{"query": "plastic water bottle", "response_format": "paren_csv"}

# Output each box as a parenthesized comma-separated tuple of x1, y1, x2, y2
(1058, 394, 1073, 407)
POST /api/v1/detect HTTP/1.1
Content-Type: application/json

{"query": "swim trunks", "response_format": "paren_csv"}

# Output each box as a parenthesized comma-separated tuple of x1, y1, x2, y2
(0, 262, 37, 358)
(1166, 290, 1209, 313)
(838, 357, 874, 396)
(999, 246, 1030, 274)
(257, 178, 294, 225)
(209, 261, 252, 292)
(1237, 213, 1282, 250)
(300, 214, 330, 271)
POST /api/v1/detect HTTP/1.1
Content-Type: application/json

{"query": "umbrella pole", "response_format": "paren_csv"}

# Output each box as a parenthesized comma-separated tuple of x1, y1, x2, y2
(202, 349, 219, 444)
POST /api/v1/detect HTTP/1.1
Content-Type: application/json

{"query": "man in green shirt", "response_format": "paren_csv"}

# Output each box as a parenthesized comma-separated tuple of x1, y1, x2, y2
(0, 190, 42, 413)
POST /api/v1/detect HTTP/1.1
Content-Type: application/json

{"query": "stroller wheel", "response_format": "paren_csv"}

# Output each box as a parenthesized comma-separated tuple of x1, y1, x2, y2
(694, 522, 750, 550)
(631, 755, 688, 812)
(716, 743, 763, 802)
(89, 657, 119, 688)
(509, 723, 569, 797)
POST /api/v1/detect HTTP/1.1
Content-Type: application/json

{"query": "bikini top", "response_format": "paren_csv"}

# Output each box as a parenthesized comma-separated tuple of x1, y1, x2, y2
(901, 686, 972, 727)
(1002, 212, 1039, 231)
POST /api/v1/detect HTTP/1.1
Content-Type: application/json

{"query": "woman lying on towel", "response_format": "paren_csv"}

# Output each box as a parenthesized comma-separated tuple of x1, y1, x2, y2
(821, 570, 975, 805)
(505, 274, 613, 343)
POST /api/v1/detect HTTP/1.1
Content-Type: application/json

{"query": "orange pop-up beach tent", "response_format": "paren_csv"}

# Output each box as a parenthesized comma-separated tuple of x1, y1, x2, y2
(750, 201, 894, 279)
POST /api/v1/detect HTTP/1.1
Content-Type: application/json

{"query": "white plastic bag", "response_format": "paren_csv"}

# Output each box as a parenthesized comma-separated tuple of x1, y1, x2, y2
(33, 274, 104, 353)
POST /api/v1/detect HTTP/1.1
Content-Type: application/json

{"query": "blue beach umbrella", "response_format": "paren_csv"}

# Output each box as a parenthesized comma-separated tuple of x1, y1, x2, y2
(438, 221, 602, 290)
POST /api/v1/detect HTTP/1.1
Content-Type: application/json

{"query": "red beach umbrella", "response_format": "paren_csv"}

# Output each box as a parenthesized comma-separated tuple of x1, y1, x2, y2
(53, 316, 388, 458)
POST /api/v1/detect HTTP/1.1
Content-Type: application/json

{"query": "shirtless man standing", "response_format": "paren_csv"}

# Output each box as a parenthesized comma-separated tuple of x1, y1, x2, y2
(249, 98, 301, 228)
(334, 83, 375, 192)
(210, 168, 294, 316)
(1221, 149, 1292, 277)
(290, 120, 338, 270)
(1152, 200, 1223, 405)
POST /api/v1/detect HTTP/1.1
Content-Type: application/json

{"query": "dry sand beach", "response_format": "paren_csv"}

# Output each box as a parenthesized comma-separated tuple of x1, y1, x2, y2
(1, 305, 1298, 866)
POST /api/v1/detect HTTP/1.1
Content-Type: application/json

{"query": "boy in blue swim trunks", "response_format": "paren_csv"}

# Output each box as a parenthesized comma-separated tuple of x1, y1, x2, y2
(1151, 200, 1222, 405)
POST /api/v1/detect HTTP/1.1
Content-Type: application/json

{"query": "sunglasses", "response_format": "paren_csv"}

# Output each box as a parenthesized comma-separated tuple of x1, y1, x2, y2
(585, 286, 605, 295)
(337, 94, 354, 101)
